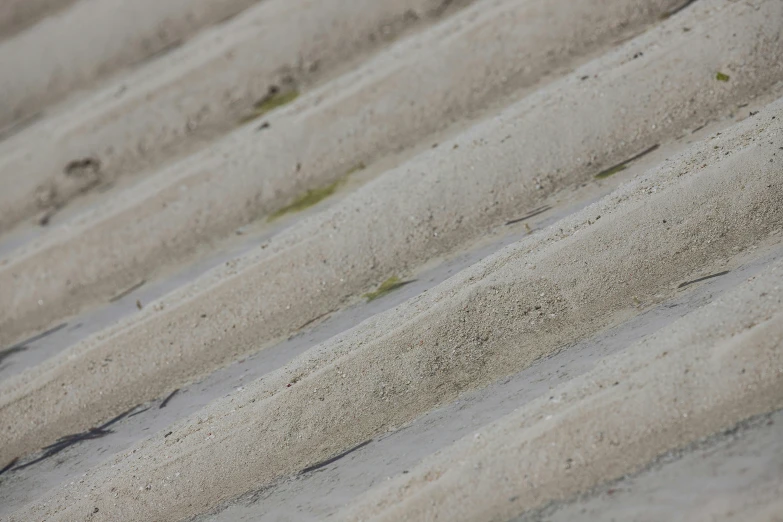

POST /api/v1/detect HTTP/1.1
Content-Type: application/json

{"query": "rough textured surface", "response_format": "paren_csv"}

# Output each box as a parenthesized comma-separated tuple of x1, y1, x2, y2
(0, 0, 265, 126)
(340, 260, 783, 521)
(0, 0, 474, 233)
(1, 0, 782, 520)
(521, 409, 783, 522)
(1, 0, 779, 371)
(0, 0, 681, 309)
(0, 0, 79, 40)
(7, 93, 782, 522)
(185, 248, 783, 522)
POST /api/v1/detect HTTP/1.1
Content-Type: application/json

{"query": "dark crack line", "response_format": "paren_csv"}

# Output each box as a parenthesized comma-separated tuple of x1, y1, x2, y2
(159, 388, 180, 409)
(505, 206, 552, 226)
(678, 270, 730, 289)
(666, 0, 700, 18)
(2, 405, 140, 475)
(109, 279, 146, 302)
(300, 439, 373, 475)
(1, 322, 68, 357)
(596, 144, 660, 179)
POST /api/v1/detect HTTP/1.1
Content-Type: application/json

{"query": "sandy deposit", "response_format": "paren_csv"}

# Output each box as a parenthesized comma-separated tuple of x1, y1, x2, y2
(0, 0, 675, 236)
(0, 0, 78, 40)
(0, 0, 264, 127)
(6, 91, 782, 521)
(0, 0, 474, 233)
(529, 408, 783, 522)
(1, 0, 779, 366)
(339, 258, 783, 522)
(2, 0, 783, 519)
(1, 0, 778, 462)
(185, 247, 783, 521)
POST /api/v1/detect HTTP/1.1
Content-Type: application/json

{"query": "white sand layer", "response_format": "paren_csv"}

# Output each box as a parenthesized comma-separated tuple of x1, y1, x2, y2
(0, 0, 474, 233)
(0, 0, 778, 364)
(6, 90, 782, 522)
(0, 0, 264, 126)
(0, 0, 678, 238)
(339, 258, 783, 522)
(2, 0, 782, 519)
(0, 0, 78, 40)
(532, 409, 783, 522)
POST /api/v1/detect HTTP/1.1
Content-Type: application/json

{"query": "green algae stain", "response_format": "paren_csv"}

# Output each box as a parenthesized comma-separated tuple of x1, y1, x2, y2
(363, 276, 405, 301)
(716, 72, 730, 82)
(595, 163, 628, 179)
(240, 88, 299, 124)
(268, 164, 365, 221)
(269, 180, 340, 221)
(345, 162, 366, 176)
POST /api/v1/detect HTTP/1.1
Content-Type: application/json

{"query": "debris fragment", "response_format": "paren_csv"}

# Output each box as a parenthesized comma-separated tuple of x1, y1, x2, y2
(128, 406, 151, 418)
(364, 276, 412, 301)
(3, 405, 137, 474)
(678, 270, 730, 288)
(38, 210, 55, 226)
(159, 388, 180, 409)
(297, 310, 335, 331)
(663, 0, 699, 19)
(505, 205, 552, 226)
(691, 122, 707, 134)
(0, 344, 27, 366)
(64, 157, 101, 177)
(595, 144, 659, 179)
(299, 439, 373, 474)
(596, 164, 628, 179)
(0, 323, 68, 365)
(0, 458, 19, 477)
(109, 280, 146, 303)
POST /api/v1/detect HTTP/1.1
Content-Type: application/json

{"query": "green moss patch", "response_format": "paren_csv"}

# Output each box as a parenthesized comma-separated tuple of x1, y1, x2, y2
(240, 87, 299, 124)
(363, 276, 406, 301)
(595, 163, 628, 179)
(345, 162, 366, 176)
(268, 163, 365, 221)
(716, 72, 730, 82)
(269, 180, 340, 220)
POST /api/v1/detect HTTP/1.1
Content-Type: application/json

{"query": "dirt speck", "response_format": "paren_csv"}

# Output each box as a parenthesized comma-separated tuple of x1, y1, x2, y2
(64, 157, 101, 177)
